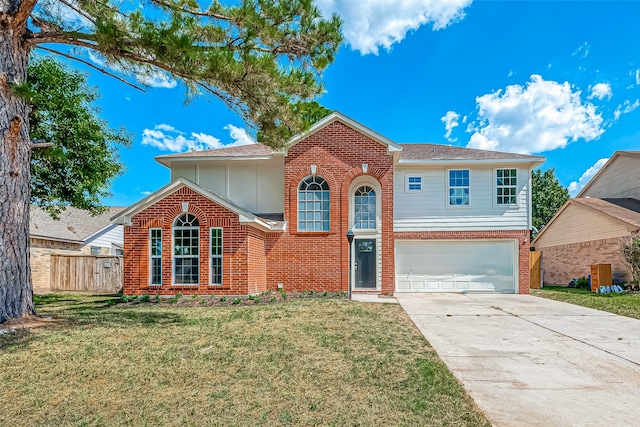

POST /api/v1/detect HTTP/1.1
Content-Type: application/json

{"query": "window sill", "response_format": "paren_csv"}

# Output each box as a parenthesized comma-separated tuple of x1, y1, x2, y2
(292, 231, 334, 236)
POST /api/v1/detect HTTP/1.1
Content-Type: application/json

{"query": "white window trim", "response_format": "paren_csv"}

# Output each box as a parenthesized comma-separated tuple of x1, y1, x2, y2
(149, 228, 162, 286)
(494, 168, 519, 207)
(297, 175, 330, 232)
(405, 174, 423, 193)
(210, 227, 223, 286)
(446, 169, 471, 208)
(172, 215, 200, 286)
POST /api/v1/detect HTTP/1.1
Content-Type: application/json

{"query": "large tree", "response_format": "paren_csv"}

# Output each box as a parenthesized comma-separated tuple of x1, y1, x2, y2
(28, 57, 131, 218)
(0, 0, 342, 321)
(531, 168, 570, 239)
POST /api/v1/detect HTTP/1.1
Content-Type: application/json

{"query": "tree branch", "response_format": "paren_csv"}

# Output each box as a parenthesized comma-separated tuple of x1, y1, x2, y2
(35, 46, 145, 92)
(31, 140, 54, 149)
(149, 0, 233, 21)
(13, 0, 37, 34)
(58, 0, 96, 25)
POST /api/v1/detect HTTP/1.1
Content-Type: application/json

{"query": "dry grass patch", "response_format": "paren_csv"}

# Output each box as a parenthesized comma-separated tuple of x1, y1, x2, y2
(0, 294, 489, 426)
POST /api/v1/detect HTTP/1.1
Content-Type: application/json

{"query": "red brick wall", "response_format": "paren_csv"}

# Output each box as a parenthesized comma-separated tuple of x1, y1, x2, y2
(537, 237, 631, 285)
(266, 121, 396, 294)
(123, 187, 267, 296)
(394, 230, 531, 294)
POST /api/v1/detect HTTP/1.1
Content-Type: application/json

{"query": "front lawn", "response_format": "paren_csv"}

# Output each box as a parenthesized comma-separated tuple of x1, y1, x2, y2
(532, 286, 640, 320)
(0, 295, 489, 426)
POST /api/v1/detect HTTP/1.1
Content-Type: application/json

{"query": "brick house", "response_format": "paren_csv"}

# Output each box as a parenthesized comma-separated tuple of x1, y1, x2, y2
(112, 112, 544, 296)
(30, 206, 125, 293)
(533, 151, 640, 285)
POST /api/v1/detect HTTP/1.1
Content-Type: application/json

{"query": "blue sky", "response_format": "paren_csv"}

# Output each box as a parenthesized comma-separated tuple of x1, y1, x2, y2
(53, 1, 640, 205)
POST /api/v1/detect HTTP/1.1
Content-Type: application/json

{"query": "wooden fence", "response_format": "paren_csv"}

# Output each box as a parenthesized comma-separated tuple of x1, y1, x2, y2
(50, 255, 123, 293)
(530, 251, 542, 289)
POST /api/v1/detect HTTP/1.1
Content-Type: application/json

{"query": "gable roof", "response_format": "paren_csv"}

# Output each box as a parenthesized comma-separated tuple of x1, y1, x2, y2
(286, 111, 403, 153)
(30, 206, 126, 243)
(399, 143, 545, 165)
(155, 143, 276, 167)
(576, 151, 640, 197)
(111, 177, 285, 232)
(532, 197, 640, 245)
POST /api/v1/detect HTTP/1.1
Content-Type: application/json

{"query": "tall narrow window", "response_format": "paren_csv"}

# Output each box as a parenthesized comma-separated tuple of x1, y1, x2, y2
(150, 228, 162, 285)
(298, 176, 330, 231)
(173, 214, 199, 284)
(354, 186, 376, 229)
(210, 228, 223, 285)
(449, 169, 470, 205)
(496, 169, 518, 204)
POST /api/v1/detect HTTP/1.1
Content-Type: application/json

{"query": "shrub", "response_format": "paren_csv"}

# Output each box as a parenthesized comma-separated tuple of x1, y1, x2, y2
(139, 294, 150, 302)
(575, 276, 590, 289)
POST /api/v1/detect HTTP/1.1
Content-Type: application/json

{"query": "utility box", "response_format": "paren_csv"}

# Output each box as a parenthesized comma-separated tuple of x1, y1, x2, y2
(590, 264, 612, 292)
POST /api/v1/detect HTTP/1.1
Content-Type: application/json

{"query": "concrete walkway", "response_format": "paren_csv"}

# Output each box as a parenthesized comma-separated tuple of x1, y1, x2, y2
(396, 293, 640, 427)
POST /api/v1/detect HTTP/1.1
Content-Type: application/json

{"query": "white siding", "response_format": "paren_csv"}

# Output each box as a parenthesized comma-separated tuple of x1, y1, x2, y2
(534, 203, 633, 247)
(84, 224, 124, 254)
(171, 158, 284, 214)
(581, 154, 640, 199)
(394, 165, 530, 231)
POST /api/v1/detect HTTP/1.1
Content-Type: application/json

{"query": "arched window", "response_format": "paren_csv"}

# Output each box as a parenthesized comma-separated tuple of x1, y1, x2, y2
(354, 185, 376, 229)
(173, 213, 199, 284)
(298, 176, 330, 231)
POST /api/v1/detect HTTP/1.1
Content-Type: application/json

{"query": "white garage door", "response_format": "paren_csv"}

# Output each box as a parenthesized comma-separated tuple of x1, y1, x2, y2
(395, 240, 517, 293)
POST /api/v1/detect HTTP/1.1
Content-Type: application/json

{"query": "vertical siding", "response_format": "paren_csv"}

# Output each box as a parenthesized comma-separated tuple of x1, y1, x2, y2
(393, 164, 530, 231)
(172, 158, 284, 214)
(533, 202, 632, 247)
(581, 154, 640, 199)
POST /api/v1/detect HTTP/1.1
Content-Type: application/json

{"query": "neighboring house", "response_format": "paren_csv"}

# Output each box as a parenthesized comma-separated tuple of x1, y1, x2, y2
(30, 206, 125, 293)
(532, 151, 640, 285)
(112, 112, 544, 296)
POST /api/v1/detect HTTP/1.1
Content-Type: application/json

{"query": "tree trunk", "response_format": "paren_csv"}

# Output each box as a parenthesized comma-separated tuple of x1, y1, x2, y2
(0, 0, 36, 322)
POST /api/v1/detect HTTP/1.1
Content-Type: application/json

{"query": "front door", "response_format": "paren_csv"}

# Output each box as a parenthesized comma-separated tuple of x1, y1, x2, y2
(355, 239, 376, 288)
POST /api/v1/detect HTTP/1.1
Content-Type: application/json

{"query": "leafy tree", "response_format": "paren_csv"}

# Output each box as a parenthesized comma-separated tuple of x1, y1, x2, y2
(28, 57, 131, 218)
(531, 168, 570, 239)
(619, 234, 640, 284)
(0, 0, 342, 321)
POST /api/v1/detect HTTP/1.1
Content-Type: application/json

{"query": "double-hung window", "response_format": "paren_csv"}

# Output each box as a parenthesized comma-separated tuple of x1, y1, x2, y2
(298, 176, 330, 231)
(354, 186, 376, 229)
(150, 228, 162, 285)
(449, 169, 470, 206)
(210, 228, 223, 285)
(496, 169, 518, 205)
(173, 214, 199, 284)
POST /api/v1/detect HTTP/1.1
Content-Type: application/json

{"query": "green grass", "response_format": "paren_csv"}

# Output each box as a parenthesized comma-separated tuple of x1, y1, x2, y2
(532, 286, 640, 320)
(0, 294, 489, 427)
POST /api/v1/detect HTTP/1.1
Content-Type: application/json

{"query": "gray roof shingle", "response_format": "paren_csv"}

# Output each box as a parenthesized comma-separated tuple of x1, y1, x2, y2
(572, 198, 640, 228)
(156, 144, 275, 159)
(399, 143, 544, 161)
(30, 206, 126, 242)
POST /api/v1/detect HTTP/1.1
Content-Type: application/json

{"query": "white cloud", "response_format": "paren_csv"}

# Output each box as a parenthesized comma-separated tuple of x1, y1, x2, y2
(316, 0, 473, 55)
(135, 70, 177, 89)
(568, 158, 609, 197)
(636, 69, 640, 85)
(87, 50, 177, 89)
(440, 110, 460, 141)
(588, 83, 612, 100)
(141, 191, 152, 196)
(466, 75, 604, 154)
(572, 42, 590, 58)
(141, 124, 256, 152)
(613, 99, 640, 121)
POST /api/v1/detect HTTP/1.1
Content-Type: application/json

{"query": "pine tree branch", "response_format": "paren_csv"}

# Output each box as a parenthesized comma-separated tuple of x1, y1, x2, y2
(149, 0, 233, 21)
(58, 0, 96, 25)
(35, 45, 145, 92)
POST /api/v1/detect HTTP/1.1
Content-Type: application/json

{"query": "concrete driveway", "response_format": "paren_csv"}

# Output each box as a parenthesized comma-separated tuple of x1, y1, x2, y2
(396, 293, 640, 427)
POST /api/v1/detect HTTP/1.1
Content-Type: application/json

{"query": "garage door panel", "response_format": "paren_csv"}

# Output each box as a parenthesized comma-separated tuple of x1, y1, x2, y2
(395, 240, 516, 293)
